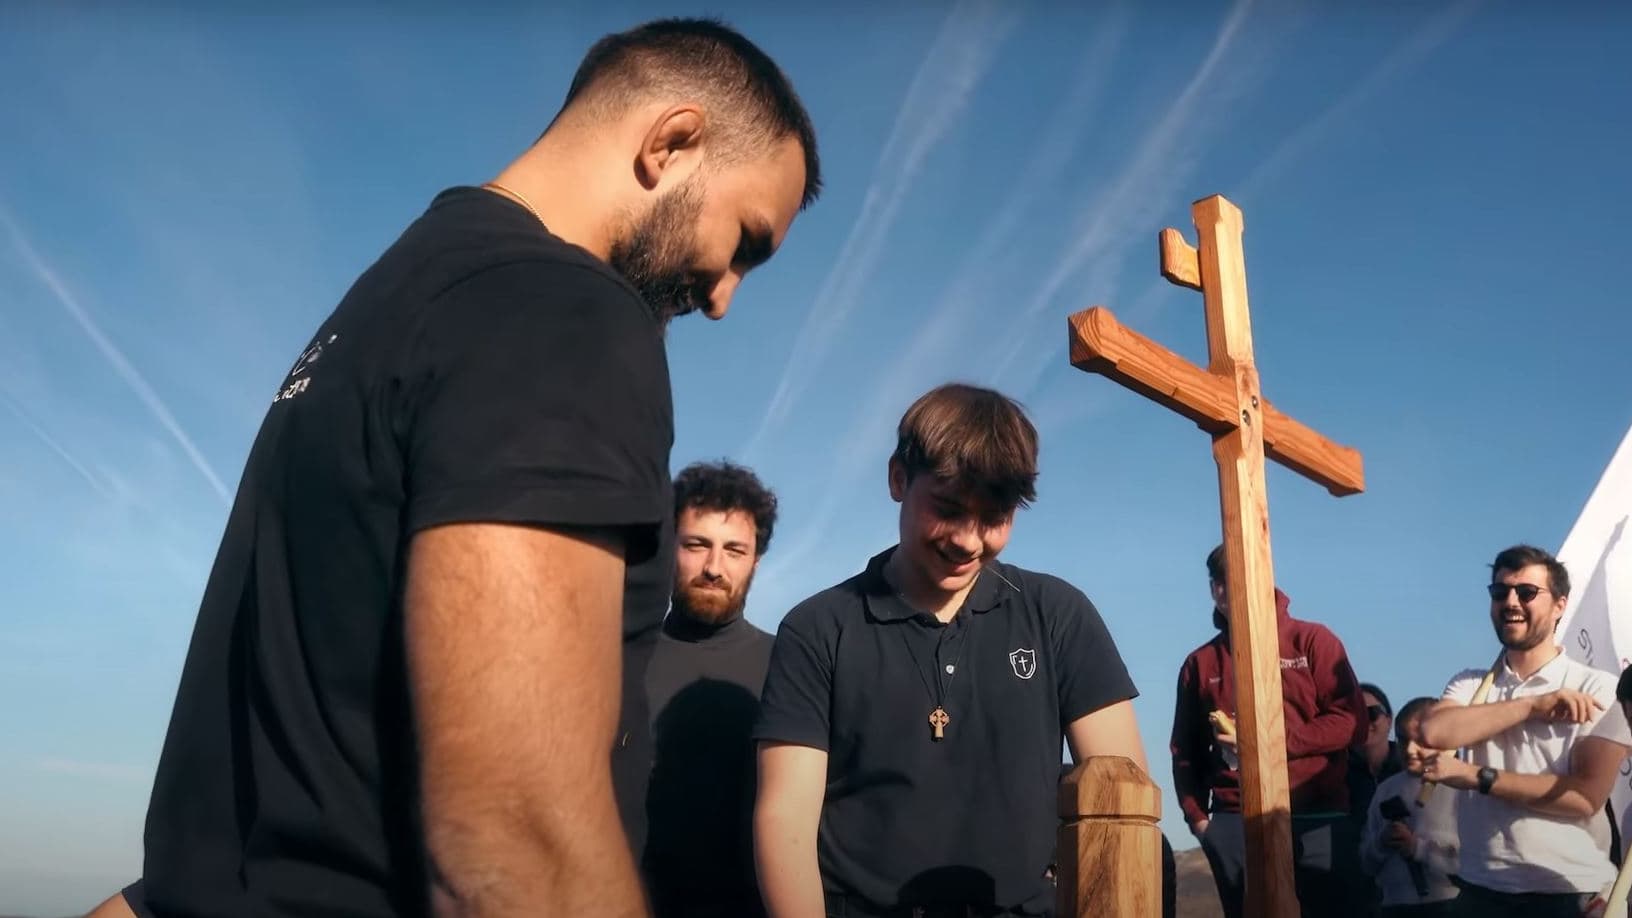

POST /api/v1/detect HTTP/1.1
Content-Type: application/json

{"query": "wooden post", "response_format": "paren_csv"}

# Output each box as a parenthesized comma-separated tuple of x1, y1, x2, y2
(1057, 756, 1162, 918)
(1067, 194, 1365, 918)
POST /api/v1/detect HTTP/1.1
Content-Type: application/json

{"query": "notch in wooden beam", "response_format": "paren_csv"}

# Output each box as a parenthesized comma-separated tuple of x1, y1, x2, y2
(1159, 228, 1201, 290)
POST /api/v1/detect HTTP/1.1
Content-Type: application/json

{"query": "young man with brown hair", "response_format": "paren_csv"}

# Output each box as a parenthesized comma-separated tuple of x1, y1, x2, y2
(753, 382, 1146, 917)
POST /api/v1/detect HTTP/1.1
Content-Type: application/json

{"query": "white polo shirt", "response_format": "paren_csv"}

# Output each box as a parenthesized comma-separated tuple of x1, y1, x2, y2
(1442, 651, 1632, 894)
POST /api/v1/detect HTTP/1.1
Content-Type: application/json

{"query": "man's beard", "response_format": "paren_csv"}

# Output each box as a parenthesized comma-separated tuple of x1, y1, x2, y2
(608, 177, 706, 326)
(1496, 618, 1555, 652)
(672, 569, 754, 626)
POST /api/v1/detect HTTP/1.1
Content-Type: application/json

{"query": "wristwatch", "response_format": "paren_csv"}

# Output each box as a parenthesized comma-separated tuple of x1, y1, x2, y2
(1476, 766, 1499, 795)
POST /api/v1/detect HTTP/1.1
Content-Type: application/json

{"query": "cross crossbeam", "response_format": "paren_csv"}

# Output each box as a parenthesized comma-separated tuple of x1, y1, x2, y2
(1066, 194, 1363, 918)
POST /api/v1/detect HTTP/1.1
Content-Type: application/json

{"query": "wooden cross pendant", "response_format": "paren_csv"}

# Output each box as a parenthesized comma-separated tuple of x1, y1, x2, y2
(928, 707, 949, 741)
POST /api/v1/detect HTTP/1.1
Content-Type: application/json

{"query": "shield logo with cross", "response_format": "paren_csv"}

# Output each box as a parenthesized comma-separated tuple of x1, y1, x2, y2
(1008, 647, 1037, 680)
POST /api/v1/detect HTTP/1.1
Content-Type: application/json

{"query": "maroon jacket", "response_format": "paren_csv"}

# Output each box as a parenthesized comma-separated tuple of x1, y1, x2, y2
(1169, 589, 1366, 826)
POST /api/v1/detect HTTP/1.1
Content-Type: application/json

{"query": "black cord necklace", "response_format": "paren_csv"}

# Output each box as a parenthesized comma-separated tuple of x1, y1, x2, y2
(895, 607, 970, 741)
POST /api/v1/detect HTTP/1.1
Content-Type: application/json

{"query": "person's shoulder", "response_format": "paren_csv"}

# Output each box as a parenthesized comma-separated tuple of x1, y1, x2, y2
(989, 562, 1093, 612)
(1180, 633, 1224, 665)
(1286, 615, 1356, 658)
(1285, 613, 1337, 642)
(776, 570, 867, 636)
(1562, 657, 1620, 697)
(1443, 667, 1490, 688)
(1374, 769, 1412, 798)
(744, 618, 777, 648)
(417, 188, 648, 314)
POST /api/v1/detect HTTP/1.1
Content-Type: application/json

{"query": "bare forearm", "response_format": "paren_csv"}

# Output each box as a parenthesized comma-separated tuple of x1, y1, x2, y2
(408, 523, 647, 917)
(1486, 770, 1602, 821)
(426, 785, 646, 917)
(1419, 699, 1531, 749)
(756, 809, 824, 918)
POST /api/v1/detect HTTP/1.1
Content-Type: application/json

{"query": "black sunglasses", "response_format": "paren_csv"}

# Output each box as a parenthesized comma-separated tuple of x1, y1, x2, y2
(1487, 582, 1551, 603)
(1366, 704, 1389, 722)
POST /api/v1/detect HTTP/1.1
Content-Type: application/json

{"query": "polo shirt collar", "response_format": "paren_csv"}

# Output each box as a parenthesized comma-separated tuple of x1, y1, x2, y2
(1497, 648, 1571, 687)
(860, 546, 1012, 622)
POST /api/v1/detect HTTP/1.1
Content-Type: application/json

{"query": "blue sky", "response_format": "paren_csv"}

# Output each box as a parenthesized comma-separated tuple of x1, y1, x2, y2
(2, 1, 1630, 913)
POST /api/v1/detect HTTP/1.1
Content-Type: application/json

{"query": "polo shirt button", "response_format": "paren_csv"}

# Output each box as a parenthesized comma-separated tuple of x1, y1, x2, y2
(945, 664, 955, 674)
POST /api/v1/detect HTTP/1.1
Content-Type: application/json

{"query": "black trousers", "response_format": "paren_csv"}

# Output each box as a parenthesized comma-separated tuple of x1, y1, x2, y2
(1381, 902, 1457, 918)
(1197, 811, 1369, 918)
(823, 893, 1028, 918)
(1448, 880, 1592, 918)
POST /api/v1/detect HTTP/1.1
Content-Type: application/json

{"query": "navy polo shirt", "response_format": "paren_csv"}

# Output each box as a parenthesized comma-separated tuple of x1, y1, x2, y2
(754, 547, 1137, 913)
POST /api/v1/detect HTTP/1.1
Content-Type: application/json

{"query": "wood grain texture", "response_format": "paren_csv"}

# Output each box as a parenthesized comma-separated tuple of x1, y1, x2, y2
(1068, 307, 1363, 496)
(1063, 193, 1364, 918)
(1057, 757, 1162, 918)
(1161, 227, 1203, 290)
(1193, 194, 1298, 918)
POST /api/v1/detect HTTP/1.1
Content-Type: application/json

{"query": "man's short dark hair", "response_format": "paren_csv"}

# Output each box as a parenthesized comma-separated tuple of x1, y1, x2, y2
(1618, 665, 1632, 705)
(1206, 545, 1227, 583)
(673, 460, 779, 556)
(558, 17, 821, 208)
(1490, 544, 1570, 597)
(893, 383, 1039, 512)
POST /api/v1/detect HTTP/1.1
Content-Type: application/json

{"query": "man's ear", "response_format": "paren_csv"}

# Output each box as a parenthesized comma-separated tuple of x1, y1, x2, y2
(887, 457, 908, 503)
(634, 104, 706, 191)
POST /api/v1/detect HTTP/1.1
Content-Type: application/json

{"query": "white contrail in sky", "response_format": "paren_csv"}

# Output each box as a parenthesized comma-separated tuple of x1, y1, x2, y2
(989, 0, 1257, 390)
(0, 386, 116, 500)
(741, 0, 1018, 462)
(753, 9, 1132, 590)
(0, 206, 233, 504)
(1237, 0, 1482, 198)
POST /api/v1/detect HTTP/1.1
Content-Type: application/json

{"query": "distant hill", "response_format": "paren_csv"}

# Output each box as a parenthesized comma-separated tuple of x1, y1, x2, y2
(1174, 845, 1225, 918)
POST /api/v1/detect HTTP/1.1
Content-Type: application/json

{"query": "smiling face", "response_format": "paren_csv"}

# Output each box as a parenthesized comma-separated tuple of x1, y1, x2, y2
(1401, 714, 1433, 777)
(888, 459, 1015, 604)
(1489, 563, 1567, 652)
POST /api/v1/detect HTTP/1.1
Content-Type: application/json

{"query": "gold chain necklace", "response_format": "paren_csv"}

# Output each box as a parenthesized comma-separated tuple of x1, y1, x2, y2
(482, 181, 545, 229)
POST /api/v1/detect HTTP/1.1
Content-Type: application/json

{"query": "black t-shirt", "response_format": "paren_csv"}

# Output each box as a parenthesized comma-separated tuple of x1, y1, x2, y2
(135, 187, 673, 918)
(753, 548, 1137, 914)
(641, 612, 774, 917)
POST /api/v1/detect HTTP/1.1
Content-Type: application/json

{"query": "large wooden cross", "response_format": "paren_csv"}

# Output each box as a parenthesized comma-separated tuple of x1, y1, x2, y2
(1067, 194, 1364, 918)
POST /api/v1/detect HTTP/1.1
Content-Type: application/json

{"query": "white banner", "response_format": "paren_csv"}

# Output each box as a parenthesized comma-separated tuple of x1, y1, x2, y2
(1558, 425, 1632, 849)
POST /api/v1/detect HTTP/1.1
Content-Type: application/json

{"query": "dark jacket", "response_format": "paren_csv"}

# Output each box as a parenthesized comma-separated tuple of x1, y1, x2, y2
(1169, 589, 1367, 825)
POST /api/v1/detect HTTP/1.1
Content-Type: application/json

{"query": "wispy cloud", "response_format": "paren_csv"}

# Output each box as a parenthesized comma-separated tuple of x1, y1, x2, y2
(31, 756, 150, 784)
(989, 0, 1260, 394)
(741, 0, 1019, 461)
(0, 386, 115, 501)
(1236, 0, 1482, 199)
(755, 11, 1133, 587)
(0, 204, 232, 504)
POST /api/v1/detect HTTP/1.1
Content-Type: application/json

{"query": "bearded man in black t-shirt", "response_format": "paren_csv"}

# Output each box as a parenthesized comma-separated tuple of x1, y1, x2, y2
(640, 461, 780, 918)
(89, 17, 821, 918)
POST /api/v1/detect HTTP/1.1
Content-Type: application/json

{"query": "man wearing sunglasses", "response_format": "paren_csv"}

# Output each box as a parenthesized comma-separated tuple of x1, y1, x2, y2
(1418, 544, 1632, 917)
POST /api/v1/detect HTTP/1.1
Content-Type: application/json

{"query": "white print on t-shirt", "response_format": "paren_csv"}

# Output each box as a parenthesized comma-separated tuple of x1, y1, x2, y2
(1280, 656, 1310, 670)
(274, 333, 338, 404)
(1008, 647, 1037, 680)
